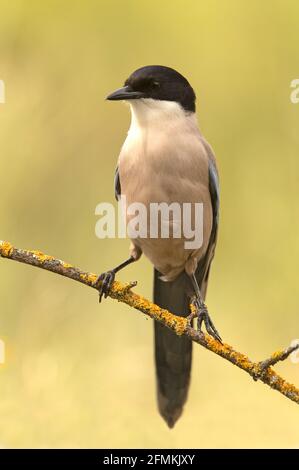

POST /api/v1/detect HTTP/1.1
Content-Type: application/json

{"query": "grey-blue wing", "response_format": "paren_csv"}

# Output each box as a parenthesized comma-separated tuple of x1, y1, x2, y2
(195, 154, 220, 299)
(114, 166, 121, 201)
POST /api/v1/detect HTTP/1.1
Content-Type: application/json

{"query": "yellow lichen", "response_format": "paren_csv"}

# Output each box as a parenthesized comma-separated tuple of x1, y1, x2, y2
(271, 350, 283, 361)
(0, 241, 13, 258)
(80, 273, 98, 284)
(62, 262, 73, 269)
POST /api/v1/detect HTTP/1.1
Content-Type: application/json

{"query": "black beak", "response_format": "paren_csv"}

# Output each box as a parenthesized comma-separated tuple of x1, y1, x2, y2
(106, 85, 144, 101)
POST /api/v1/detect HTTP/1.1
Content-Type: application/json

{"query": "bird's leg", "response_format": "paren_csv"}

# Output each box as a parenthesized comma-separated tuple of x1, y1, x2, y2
(96, 256, 135, 302)
(189, 273, 222, 343)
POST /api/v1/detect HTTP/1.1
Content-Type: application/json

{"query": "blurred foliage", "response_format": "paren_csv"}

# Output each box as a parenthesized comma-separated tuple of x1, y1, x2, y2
(0, 0, 299, 448)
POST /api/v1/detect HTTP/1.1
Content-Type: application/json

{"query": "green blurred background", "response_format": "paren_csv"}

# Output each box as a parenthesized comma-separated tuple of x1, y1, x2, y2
(0, 0, 298, 448)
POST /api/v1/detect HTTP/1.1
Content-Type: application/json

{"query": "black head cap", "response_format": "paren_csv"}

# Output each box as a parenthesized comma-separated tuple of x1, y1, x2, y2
(107, 65, 196, 113)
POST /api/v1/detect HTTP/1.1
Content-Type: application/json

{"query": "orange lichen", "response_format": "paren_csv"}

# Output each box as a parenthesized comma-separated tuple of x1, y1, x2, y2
(190, 302, 197, 316)
(262, 368, 299, 403)
(31, 250, 55, 263)
(0, 241, 13, 258)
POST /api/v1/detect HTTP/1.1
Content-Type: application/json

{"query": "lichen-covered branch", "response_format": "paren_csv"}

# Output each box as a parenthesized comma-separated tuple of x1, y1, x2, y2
(1, 239, 299, 405)
(257, 344, 299, 374)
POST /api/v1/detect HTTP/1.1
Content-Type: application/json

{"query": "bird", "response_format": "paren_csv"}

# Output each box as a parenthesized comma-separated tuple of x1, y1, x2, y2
(97, 65, 221, 428)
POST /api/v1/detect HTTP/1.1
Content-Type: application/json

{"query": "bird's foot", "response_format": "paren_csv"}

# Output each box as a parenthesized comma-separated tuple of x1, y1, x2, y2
(95, 270, 116, 302)
(190, 297, 222, 343)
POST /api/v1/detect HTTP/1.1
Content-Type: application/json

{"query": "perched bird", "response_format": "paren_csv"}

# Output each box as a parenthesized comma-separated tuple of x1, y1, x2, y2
(97, 65, 220, 428)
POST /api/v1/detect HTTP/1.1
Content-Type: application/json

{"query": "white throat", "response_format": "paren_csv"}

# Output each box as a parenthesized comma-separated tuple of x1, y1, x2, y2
(122, 98, 200, 161)
(128, 98, 195, 130)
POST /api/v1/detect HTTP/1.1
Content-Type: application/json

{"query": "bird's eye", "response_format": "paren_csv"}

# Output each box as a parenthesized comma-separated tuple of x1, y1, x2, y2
(152, 81, 160, 88)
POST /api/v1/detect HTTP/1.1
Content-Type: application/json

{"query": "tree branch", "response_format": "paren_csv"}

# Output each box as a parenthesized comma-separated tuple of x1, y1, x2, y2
(1, 239, 298, 405)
